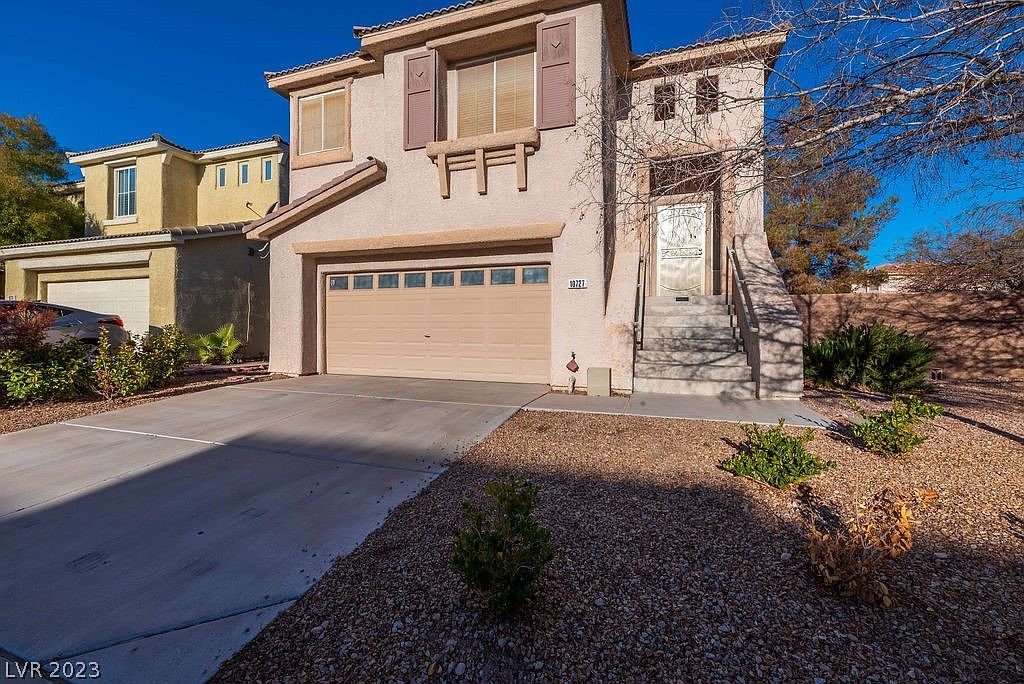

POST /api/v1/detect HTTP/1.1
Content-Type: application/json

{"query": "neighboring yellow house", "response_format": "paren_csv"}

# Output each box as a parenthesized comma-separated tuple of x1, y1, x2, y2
(0, 134, 288, 356)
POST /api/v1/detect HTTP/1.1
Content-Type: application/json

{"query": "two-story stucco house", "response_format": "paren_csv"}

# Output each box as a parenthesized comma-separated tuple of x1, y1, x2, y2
(0, 135, 289, 355)
(248, 0, 804, 398)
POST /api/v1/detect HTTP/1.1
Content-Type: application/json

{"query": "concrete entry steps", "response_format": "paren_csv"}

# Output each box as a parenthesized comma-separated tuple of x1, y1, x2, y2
(636, 295, 757, 398)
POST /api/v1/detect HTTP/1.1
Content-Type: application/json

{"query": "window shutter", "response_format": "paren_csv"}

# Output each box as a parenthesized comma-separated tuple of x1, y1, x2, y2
(536, 17, 576, 130)
(404, 51, 437, 150)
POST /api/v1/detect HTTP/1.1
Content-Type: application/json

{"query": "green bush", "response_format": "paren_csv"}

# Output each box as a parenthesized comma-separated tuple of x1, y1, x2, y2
(805, 323, 935, 394)
(192, 323, 243, 365)
(0, 342, 91, 404)
(722, 420, 836, 489)
(846, 395, 943, 455)
(92, 326, 190, 399)
(450, 475, 554, 617)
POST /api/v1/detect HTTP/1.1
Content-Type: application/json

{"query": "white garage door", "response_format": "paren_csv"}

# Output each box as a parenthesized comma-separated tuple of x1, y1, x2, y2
(46, 278, 151, 336)
(325, 265, 551, 383)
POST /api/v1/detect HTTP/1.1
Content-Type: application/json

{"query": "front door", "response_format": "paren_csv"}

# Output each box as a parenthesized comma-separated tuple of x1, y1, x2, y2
(656, 202, 707, 296)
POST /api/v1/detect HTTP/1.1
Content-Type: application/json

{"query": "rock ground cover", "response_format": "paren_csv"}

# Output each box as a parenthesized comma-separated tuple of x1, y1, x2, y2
(212, 380, 1024, 683)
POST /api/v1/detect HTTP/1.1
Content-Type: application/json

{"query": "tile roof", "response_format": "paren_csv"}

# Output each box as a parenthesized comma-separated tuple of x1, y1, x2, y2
(352, 0, 495, 37)
(0, 223, 249, 252)
(264, 50, 363, 80)
(70, 135, 285, 158)
(194, 135, 287, 153)
(631, 27, 787, 62)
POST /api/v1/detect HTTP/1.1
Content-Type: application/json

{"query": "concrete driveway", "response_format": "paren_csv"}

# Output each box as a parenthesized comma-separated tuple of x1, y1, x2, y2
(0, 375, 547, 683)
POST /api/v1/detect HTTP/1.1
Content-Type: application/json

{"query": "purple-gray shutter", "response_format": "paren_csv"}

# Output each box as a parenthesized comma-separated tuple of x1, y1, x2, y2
(404, 51, 437, 150)
(536, 17, 576, 129)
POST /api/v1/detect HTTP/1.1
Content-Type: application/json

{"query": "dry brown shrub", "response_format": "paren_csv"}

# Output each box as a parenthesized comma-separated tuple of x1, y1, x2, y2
(807, 487, 938, 607)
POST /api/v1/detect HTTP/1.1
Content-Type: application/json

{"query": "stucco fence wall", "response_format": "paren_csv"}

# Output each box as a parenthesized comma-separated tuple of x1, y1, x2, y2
(792, 292, 1024, 380)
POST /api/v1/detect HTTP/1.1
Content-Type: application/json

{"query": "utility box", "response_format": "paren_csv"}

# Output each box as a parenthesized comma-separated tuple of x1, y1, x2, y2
(587, 367, 612, 397)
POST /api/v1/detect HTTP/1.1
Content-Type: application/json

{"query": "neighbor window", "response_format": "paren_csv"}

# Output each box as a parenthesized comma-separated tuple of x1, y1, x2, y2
(113, 166, 136, 218)
(262, 157, 273, 182)
(239, 162, 250, 185)
(329, 276, 349, 290)
(216, 165, 227, 188)
(522, 266, 549, 284)
(653, 84, 676, 122)
(457, 51, 534, 138)
(695, 75, 720, 115)
(298, 88, 348, 155)
(353, 275, 373, 289)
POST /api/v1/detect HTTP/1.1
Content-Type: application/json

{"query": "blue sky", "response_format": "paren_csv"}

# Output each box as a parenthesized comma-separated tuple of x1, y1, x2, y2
(1, 0, 998, 264)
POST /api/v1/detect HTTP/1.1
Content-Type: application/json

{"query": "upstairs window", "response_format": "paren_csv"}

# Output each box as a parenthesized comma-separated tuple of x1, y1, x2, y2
(114, 166, 136, 217)
(239, 162, 250, 185)
(298, 88, 348, 155)
(456, 51, 535, 138)
(262, 157, 273, 182)
(695, 75, 720, 115)
(653, 84, 676, 122)
(216, 165, 227, 188)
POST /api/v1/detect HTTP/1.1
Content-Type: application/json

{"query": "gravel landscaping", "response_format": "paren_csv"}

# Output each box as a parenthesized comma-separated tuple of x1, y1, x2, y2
(212, 381, 1023, 683)
(0, 373, 272, 435)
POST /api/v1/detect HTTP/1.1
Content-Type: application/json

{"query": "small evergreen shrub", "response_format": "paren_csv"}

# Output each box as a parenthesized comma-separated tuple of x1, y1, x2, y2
(0, 301, 58, 353)
(192, 323, 244, 365)
(450, 475, 554, 617)
(722, 420, 836, 489)
(808, 487, 937, 606)
(92, 327, 190, 399)
(805, 323, 935, 394)
(846, 395, 943, 455)
(0, 342, 91, 404)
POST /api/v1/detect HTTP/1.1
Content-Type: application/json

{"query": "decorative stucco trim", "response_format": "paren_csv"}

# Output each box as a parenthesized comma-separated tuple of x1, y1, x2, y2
(246, 158, 388, 241)
(629, 29, 789, 80)
(292, 222, 565, 256)
(18, 250, 153, 272)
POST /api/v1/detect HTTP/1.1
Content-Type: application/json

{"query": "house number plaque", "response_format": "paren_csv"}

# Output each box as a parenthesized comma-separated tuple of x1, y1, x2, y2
(568, 279, 588, 289)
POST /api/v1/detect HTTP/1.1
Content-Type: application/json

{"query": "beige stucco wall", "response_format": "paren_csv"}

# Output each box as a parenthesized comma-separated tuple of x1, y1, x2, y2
(2, 245, 178, 328)
(163, 155, 199, 228)
(174, 235, 270, 357)
(80, 153, 170, 236)
(269, 2, 631, 389)
(196, 154, 286, 225)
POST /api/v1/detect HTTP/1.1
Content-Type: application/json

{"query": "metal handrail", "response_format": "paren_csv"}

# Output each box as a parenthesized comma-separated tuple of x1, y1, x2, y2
(633, 248, 647, 349)
(728, 247, 759, 335)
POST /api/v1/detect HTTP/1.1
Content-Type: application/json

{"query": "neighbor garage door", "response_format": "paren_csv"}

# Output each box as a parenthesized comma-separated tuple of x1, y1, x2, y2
(325, 265, 550, 383)
(46, 278, 150, 336)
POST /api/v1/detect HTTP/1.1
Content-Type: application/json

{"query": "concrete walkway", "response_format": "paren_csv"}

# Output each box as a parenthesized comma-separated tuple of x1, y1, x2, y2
(525, 391, 834, 428)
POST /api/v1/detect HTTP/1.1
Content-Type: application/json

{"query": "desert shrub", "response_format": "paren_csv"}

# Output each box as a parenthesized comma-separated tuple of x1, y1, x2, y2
(451, 475, 554, 617)
(0, 301, 58, 353)
(141, 325, 190, 385)
(192, 323, 243, 365)
(808, 487, 937, 606)
(722, 420, 836, 489)
(92, 327, 189, 399)
(804, 323, 935, 394)
(0, 342, 91, 404)
(846, 395, 943, 455)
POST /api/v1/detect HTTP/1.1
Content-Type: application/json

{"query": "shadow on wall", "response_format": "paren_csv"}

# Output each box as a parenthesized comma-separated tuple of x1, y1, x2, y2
(794, 292, 1024, 380)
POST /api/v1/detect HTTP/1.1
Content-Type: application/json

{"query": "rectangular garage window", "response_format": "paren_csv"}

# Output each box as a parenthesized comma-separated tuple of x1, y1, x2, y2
(329, 276, 348, 290)
(522, 266, 549, 284)
(490, 268, 516, 285)
(432, 271, 455, 287)
(461, 270, 485, 286)
(354, 275, 374, 289)
(378, 274, 399, 289)
(405, 272, 426, 288)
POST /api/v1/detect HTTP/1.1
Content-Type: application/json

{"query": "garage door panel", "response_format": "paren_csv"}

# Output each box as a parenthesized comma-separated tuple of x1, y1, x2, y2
(45, 278, 150, 337)
(325, 265, 550, 383)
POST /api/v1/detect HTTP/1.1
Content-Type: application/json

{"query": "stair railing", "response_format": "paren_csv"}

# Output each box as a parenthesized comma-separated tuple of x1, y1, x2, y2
(727, 247, 759, 369)
(634, 246, 648, 350)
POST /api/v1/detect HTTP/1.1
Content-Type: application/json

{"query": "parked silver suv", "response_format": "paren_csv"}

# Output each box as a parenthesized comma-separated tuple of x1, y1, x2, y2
(0, 300, 128, 348)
